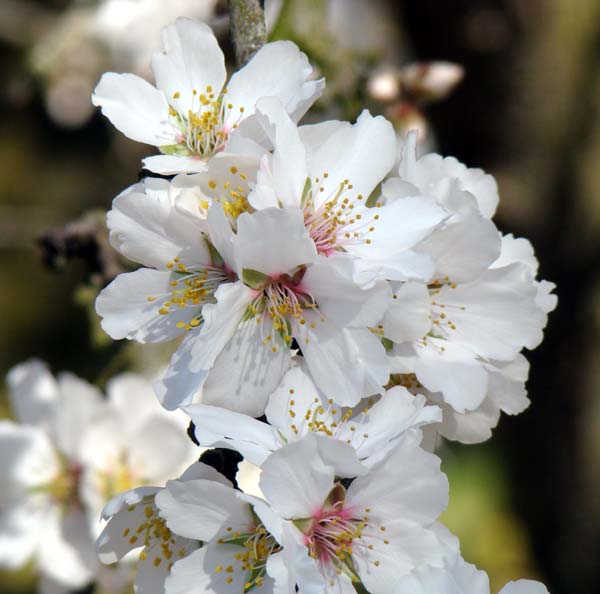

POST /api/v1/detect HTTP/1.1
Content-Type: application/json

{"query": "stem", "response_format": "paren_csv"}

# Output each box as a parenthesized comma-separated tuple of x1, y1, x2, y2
(229, 0, 267, 67)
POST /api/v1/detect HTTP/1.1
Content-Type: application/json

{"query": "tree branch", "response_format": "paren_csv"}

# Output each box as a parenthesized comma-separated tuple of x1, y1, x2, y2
(229, 0, 267, 67)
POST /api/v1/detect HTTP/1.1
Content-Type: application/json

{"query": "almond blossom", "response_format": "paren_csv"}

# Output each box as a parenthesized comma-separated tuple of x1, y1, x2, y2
(155, 204, 392, 415)
(378, 135, 556, 443)
(257, 433, 457, 594)
(184, 362, 441, 467)
(92, 17, 323, 174)
(0, 360, 196, 592)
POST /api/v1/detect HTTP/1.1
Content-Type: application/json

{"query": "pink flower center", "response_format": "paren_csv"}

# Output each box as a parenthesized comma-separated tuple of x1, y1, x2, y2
(302, 177, 380, 256)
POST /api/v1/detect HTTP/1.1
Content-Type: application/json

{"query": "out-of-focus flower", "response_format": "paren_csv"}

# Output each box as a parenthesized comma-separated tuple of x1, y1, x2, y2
(92, 18, 323, 174)
(399, 62, 465, 105)
(0, 360, 197, 591)
(0, 360, 105, 589)
(185, 362, 441, 467)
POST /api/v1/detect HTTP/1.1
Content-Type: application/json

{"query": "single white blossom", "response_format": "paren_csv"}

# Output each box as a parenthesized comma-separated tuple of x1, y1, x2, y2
(92, 17, 324, 174)
(185, 362, 441, 467)
(256, 433, 457, 594)
(155, 204, 392, 415)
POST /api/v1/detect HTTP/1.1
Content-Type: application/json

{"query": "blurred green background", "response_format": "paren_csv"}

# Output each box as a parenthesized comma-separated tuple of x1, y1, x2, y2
(0, 1, 599, 594)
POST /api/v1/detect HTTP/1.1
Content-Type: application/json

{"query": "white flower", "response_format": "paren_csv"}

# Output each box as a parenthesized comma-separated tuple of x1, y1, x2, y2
(155, 469, 284, 594)
(155, 205, 392, 415)
(96, 462, 228, 594)
(257, 433, 456, 594)
(0, 360, 196, 590)
(96, 173, 237, 343)
(394, 553, 550, 594)
(245, 99, 447, 282)
(78, 372, 199, 528)
(379, 137, 556, 443)
(92, 17, 324, 174)
(397, 131, 500, 219)
(0, 360, 105, 588)
(184, 362, 441, 467)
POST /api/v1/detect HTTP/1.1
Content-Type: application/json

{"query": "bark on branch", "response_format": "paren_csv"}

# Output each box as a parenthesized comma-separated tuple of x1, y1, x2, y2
(229, 0, 267, 67)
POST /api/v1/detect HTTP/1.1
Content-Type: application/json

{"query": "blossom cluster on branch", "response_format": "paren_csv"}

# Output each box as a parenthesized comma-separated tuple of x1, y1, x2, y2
(0, 16, 555, 594)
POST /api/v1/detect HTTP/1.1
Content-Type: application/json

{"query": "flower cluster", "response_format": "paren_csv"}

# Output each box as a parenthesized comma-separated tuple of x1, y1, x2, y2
(2, 16, 556, 594)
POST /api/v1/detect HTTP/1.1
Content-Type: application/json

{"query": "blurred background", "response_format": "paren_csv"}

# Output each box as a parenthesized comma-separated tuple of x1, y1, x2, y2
(0, 1, 598, 593)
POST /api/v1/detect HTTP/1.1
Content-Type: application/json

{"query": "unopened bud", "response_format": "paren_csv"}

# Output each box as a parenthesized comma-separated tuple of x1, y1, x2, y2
(367, 67, 401, 102)
(400, 61, 464, 104)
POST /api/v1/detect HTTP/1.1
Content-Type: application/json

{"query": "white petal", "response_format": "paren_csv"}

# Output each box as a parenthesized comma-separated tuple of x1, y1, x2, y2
(37, 508, 96, 588)
(492, 234, 538, 273)
(307, 110, 396, 208)
(96, 269, 198, 343)
(105, 373, 160, 431)
(303, 256, 391, 328)
(294, 315, 389, 406)
(201, 317, 292, 417)
(253, 97, 308, 208)
(143, 154, 208, 175)
(0, 503, 43, 567)
(96, 489, 160, 563)
(259, 434, 335, 519)
(356, 523, 448, 591)
(128, 415, 193, 483)
(188, 282, 254, 372)
(438, 264, 546, 360)
(0, 421, 58, 499)
(417, 213, 501, 283)
(92, 73, 174, 146)
(486, 356, 530, 415)
(6, 359, 58, 427)
(499, 580, 550, 594)
(418, 152, 499, 218)
(52, 373, 105, 460)
(154, 332, 209, 410)
(151, 18, 226, 114)
(264, 363, 321, 441)
(347, 438, 448, 527)
(349, 195, 446, 259)
(382, 281, 431, 343)
(156, 479, 251, 541)
(107, 185, 210, 269)
(437, 398, 501, 444)
(225, 41, 323, 125)
(183, 403, 277, 465)
(166, 542, 266, 594)
(395, 340, 489, 413)
(339, 388, 441, 466)
(234, 208, 317, 276)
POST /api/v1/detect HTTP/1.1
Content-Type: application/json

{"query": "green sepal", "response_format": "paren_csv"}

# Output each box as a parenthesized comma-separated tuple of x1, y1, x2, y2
(300, 177, 312, 207)
(242, 268, 270, 290)
(204, 237, 225, 268)
(381, 337, 394, 351)
(292, 517, 314, 534)
(159, 143, 192, 157)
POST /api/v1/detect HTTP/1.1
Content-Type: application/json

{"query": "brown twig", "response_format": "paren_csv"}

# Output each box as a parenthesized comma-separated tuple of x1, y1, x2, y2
(229, 0, 267, 67)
